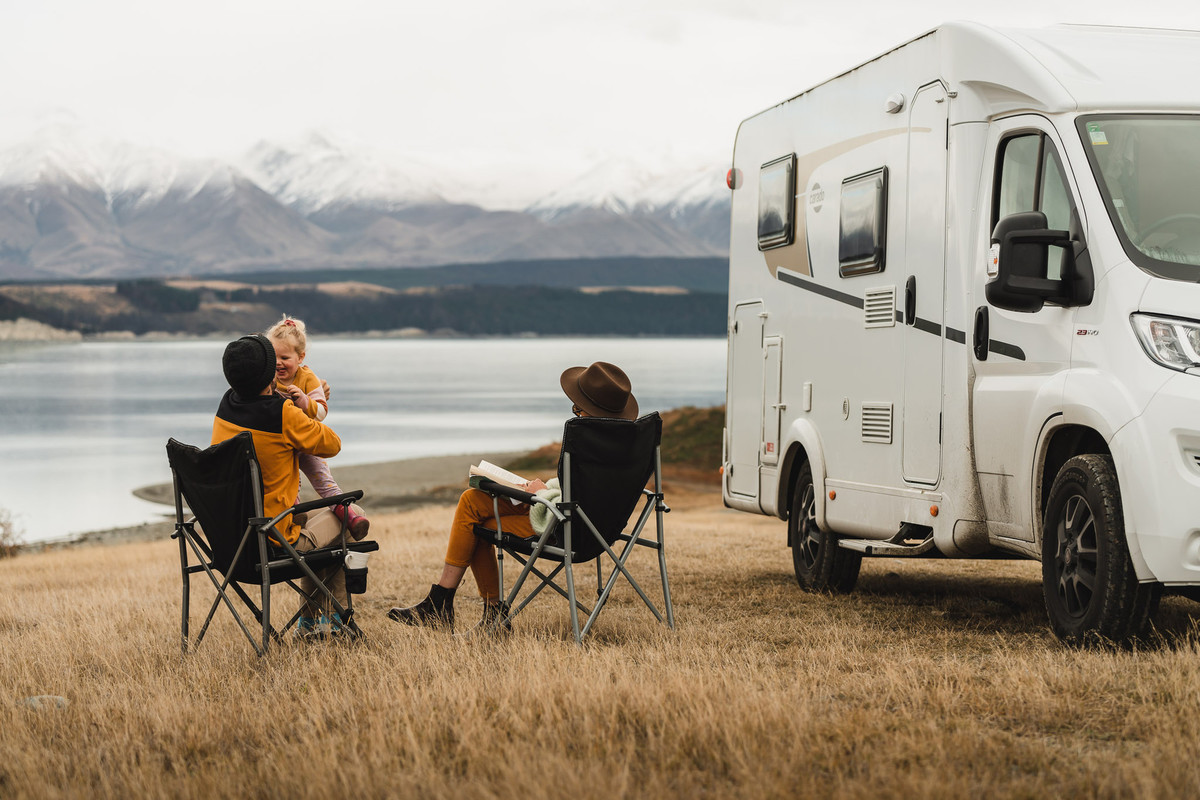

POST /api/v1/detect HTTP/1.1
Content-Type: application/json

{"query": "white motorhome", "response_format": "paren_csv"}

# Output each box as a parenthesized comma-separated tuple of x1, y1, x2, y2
(723, 22, 1200, 645)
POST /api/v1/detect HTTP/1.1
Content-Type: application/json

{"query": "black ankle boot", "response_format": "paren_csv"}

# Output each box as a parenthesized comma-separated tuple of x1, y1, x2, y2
(387, 584, 455, 629)
(457, 600, 512, 639)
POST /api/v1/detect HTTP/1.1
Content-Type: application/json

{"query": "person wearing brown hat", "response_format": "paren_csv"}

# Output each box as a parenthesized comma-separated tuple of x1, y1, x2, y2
(387, 361, 639, 634)
(212, 334, 350, 637)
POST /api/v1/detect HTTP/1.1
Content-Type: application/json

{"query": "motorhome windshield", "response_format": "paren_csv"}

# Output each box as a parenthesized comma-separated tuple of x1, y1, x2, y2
(1078, 115, 1200, 282)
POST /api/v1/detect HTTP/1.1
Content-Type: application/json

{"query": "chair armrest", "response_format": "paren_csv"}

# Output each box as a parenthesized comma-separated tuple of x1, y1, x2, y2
(260, 490, 364, 530)
(470, 478, 566, 524)
(293, 490, 363, 515)
(469, 476, 537, 505)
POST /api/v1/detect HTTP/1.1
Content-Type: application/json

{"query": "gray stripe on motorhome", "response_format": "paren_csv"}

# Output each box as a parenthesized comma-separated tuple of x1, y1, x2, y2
(775, 270, 1026, 361)
(777, 269, 863, 308)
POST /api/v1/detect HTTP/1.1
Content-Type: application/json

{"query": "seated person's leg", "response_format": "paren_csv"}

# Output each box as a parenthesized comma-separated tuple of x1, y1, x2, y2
(388, 488, 534, 629)
(295, 509, 348, 622)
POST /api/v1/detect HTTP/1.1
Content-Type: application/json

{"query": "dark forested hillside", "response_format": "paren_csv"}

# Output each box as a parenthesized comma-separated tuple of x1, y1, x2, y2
(0, 256, 729, 337)
(233, 255, 729, 294)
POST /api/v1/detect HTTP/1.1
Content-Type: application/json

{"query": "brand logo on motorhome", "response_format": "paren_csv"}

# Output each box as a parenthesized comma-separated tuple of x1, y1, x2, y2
(809, 184, 824, 213)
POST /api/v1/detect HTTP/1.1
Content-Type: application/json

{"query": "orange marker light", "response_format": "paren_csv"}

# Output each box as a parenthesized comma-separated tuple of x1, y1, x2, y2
(719, 465, 724, 475)
(930, 505, 939, 517)
(828, 490, 836, 500)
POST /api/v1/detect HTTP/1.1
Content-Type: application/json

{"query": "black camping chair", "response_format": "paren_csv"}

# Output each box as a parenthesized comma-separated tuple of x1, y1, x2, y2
(166, 432, 378, 656)
(471, 412, 674, 644)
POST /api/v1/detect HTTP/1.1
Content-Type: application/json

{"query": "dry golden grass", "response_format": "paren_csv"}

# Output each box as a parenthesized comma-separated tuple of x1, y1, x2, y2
(5, 485, 1200, 799)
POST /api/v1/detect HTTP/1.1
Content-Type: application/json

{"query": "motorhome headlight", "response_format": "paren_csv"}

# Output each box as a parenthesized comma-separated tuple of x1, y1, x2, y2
(1131, 313, 1200, 372)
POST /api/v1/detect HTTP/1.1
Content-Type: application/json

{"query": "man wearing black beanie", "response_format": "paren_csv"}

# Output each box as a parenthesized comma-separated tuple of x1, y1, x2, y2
(212, 334, 349, 633)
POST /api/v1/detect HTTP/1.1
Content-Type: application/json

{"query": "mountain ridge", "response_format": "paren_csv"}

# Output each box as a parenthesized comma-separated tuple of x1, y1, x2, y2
(0, 126, 731, 282)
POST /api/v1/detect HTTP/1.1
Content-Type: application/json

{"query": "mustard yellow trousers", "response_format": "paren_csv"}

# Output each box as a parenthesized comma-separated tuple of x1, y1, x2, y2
(445, 488, 534, 601)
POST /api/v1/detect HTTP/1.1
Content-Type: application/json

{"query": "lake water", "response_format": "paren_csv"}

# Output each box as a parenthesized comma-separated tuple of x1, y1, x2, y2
(1, 337, 727, 543)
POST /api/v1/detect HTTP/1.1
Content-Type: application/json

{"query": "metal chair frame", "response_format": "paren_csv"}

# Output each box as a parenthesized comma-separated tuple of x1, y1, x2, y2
(168, 435, 375, 656)
(473, 415, 674, 644)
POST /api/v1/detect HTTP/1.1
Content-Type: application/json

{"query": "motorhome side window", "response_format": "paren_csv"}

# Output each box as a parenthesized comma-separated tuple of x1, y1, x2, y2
(994, 133, 1073, 279)
(757, 155, 795, 250)
(838, 168, 888, 277)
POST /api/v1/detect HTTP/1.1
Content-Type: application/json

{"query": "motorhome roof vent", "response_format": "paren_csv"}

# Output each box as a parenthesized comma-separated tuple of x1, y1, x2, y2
(864, 286, 896, 328)
(861, 403, 893, 444)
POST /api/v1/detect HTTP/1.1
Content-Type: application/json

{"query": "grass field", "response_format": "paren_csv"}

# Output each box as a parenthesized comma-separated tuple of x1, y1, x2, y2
(4, 483, 1200, 798)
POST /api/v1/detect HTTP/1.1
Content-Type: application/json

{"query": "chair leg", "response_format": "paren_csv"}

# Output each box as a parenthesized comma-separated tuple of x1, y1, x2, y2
(564, 522, 581, 645)
(259, 532, 272, 654)
(178, 528, 190, 654)
(657, 504, 675, 629)
(494, 496, 507, 607)
(653, 451, 675, 629)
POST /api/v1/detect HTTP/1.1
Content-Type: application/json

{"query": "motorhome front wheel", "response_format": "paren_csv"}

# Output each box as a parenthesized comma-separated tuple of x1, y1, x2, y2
(1040, 454, 1160, 647)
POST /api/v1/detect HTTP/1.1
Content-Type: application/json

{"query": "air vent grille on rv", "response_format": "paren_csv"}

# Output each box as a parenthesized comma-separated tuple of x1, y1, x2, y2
(861, 403, 893, 444)
(864, 287, 896, 328)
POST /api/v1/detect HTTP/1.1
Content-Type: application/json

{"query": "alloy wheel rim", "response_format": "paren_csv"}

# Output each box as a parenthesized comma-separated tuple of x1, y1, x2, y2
(1055, 493, 1099, 618)
(798, 482, 822, 569)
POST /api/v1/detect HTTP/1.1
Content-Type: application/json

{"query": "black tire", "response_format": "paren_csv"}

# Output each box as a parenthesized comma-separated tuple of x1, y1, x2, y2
(789, 461, 861, 593)
(1041, 454, 1160, 647)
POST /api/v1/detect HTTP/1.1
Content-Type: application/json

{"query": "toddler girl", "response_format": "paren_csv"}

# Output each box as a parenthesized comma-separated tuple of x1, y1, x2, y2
(266, 315, 370, 539)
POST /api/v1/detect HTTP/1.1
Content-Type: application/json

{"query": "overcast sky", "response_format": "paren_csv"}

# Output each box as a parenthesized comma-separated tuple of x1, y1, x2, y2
(4, 0, 1200, 181)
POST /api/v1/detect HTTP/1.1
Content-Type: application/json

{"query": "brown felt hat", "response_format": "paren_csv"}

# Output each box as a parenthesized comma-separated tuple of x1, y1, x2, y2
(560, 361, 638, 420)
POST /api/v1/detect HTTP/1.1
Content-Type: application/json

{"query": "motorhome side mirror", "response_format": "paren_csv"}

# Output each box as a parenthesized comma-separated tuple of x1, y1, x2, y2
(985, 211, 1072, 313)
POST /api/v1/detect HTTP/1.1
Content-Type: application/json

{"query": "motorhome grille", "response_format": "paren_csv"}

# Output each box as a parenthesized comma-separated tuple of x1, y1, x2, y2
(864, 287, 896, 328)
(861, 403, 893, 444)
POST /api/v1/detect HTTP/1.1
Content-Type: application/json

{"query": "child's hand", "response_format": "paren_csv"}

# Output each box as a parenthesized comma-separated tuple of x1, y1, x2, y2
(524, 478, 548, 493)
(280, 384, 309, 410)
(321, 379, 332, 401)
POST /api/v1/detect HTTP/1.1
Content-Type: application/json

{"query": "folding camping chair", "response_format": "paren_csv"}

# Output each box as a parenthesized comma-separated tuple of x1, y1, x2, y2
(166, 432, 378, 656)
(471, 412, 674, 644)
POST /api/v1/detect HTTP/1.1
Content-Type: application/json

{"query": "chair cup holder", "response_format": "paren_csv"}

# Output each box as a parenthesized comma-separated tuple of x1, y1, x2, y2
(345, 566, 368, 595)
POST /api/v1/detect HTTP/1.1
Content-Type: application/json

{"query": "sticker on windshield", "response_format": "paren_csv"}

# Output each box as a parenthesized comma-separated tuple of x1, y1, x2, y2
(1087, 122, 1109, 146)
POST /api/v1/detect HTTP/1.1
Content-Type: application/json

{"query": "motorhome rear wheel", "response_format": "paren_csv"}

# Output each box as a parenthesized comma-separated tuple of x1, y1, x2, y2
(788, 462, 861, 593)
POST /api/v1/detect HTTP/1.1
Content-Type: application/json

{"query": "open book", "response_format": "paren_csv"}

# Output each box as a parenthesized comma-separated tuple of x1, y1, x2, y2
(468, 460, 529, 492)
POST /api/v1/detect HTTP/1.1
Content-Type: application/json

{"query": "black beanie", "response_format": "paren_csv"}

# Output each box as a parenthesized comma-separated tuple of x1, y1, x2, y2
(222, 334, 276, 400)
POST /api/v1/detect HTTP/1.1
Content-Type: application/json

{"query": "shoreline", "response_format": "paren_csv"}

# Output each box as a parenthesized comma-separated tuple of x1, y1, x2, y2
(37, 450, 531, 551)
(1, 322, 727, 344)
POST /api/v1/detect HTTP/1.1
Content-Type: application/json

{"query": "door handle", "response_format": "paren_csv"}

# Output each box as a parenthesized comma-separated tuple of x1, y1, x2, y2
(905, 275, 917, 326)
(973, 306, 989, 361)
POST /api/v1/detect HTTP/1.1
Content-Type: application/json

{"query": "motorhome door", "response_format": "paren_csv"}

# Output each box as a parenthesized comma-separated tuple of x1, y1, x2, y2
(728, 301, 765, 497)
(901, 82, 948, 485)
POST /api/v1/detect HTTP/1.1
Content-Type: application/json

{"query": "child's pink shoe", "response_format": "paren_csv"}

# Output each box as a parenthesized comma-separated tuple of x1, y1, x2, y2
(334, 504, 370, 540)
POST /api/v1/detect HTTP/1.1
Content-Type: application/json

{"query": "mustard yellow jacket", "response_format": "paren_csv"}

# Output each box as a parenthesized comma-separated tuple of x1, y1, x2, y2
(211, 389, 342, 544)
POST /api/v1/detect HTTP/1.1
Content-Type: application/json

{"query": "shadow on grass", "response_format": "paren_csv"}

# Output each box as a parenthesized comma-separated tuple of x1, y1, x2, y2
(739, 560, 1200, 648)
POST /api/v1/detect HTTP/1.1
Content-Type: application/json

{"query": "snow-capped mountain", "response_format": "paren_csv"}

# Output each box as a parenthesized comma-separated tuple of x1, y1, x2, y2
(0, 122, 238, 209)
(0, 124, 335, 279)
(238, 132, 449, 215)
(0, 126, 729, 282)
(527, 158, 728, 221)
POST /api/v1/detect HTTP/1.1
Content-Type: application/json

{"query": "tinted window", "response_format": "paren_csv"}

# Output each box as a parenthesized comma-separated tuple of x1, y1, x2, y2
(994, 133, 1073, 279)
(838, 168, 888, 277)
(996, 136, 1040, 221)
(757, 155, 795, 250)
